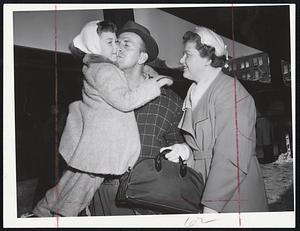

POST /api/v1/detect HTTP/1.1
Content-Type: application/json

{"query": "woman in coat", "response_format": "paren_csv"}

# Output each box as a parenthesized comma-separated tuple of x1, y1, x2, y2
(161, 26, 269, 213)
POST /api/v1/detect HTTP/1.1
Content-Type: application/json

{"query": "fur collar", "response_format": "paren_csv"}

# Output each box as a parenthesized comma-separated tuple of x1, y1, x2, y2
(83, 54, 115, 65)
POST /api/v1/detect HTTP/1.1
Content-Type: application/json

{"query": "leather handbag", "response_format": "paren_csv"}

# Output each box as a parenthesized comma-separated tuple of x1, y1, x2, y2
(116, 150, 205, 214)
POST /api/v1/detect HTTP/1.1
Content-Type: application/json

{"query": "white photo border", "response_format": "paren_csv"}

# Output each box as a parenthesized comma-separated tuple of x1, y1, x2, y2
(3, 3, 296, 228)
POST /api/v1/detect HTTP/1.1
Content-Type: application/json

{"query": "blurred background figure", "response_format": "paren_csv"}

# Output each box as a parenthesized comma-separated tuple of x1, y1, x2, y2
(256, 110, 274, 164)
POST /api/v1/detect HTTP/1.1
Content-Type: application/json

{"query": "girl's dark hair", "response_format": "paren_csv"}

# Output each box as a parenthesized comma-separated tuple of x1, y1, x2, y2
(69, 20, 118, 60)
(183, 31, 226, 68)
(96, 20, 118, 35)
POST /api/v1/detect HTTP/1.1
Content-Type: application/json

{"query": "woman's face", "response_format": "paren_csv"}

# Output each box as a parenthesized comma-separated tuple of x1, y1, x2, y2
(179, 41, 210, 82)
(99, 31, 118, 62)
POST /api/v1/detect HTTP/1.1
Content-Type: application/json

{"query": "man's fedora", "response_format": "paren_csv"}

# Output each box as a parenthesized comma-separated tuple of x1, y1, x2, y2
(117, 21, 159, 62)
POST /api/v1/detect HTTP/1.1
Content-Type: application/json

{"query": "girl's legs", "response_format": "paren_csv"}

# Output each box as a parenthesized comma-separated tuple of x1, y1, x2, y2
(33, 168, 103, 217)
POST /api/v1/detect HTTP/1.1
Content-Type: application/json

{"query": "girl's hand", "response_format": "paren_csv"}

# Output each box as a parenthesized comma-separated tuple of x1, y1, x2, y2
(153, 75, 174, 88)
(143, 64, 159, 77)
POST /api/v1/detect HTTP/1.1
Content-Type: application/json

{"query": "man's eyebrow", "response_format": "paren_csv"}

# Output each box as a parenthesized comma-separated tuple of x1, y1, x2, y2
(119, 37, 131, 42)
(120, 38, 130, 42)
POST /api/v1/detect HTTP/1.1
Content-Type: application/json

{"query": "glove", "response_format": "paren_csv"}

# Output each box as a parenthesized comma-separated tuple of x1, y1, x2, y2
(160, 143, 191, 163)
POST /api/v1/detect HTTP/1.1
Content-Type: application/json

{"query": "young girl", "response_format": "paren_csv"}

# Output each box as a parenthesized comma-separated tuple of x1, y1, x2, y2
(33, 20, 172, 217)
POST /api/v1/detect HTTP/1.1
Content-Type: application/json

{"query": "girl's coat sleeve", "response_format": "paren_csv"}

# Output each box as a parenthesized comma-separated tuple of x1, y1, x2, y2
(85, 63, 161, 112)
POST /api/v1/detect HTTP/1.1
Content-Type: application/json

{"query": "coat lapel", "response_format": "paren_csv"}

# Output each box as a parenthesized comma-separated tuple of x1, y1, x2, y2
(178, 84, 210, 145)
(179, 72, 223, 145)
(179, 107, 195, 136)
(178, 84, 195, 137)
(192, 71, 223, 124)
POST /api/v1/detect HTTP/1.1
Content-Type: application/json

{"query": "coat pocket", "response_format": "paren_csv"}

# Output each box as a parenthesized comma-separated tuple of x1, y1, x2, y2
(195, 118, 213, 151)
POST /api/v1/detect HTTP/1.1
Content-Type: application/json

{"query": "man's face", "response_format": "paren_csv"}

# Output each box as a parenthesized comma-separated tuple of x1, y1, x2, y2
(117, 32, 146, 70)
(99, 31, 118, 62)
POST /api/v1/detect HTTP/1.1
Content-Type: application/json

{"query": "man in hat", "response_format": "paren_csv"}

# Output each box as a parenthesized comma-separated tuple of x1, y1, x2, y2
(89, 21, 185, 216)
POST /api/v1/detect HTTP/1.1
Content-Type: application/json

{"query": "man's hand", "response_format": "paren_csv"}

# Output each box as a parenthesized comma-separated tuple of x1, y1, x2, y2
(160, 143, 191, 162)
(153, 75, 174, 88)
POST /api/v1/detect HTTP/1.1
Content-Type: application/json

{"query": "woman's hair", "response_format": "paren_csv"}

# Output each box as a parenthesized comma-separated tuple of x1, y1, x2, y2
(69, 20, 118, 60)
(183, 31, 226, 68)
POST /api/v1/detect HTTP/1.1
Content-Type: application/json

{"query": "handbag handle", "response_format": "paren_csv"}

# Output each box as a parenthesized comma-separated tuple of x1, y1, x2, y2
(155, 149, 188, 177)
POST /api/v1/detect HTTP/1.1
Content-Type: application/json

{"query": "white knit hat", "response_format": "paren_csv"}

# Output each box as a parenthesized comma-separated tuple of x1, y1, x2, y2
(73, 20, 102, 54)
(194, 26, 228, 59)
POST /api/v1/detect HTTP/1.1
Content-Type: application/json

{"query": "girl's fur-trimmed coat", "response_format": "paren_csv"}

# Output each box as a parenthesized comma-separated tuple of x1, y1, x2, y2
(59, 54, 161, 175)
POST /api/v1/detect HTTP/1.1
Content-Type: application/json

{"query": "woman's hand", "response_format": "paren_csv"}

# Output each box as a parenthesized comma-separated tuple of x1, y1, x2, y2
(153, 75, 174, 88)
(203, 206, 218, 213)
(160, 143, 191, 162)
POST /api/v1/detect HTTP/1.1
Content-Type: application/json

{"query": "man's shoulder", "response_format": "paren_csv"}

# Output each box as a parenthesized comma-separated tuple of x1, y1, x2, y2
(159, 87, 183, 107)
(136, 87, 183, 121)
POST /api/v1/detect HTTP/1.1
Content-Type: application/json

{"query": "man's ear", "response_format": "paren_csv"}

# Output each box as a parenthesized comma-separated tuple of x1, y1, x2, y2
(138, 52, 148, 65)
